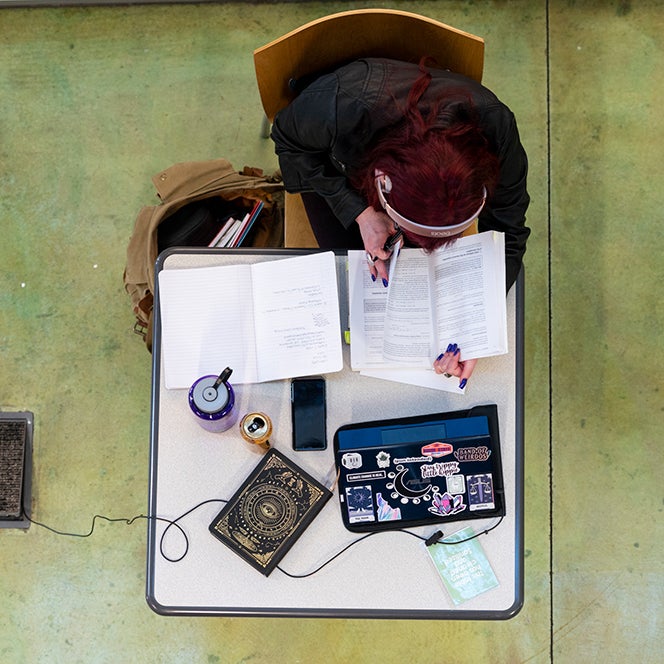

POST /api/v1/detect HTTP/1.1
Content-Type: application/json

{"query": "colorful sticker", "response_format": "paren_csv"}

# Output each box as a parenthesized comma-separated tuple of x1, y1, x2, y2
(376, 493, 402, 521)
(428, 491, 467, 517)
(467, 474, 495, 510)
(446, 474, 466, 495)
(345, 485, 375, 523)
(341, 452, 363, 470)
(454, 446, 492, 462)
(376, 451, 391, 468)
(421, 442, 454, 458)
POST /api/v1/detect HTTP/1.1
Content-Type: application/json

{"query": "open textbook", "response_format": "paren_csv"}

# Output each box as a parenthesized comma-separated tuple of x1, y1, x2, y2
(158, 251, 343, 389)
(348, 232, 507, 390)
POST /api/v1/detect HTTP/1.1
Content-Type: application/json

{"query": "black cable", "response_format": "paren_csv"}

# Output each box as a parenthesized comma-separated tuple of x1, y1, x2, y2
(25, 512, 162, 538)
(277, 517, 505, 578)
(23, 504, 503, 576)
(157, 499, 227, 563)
(22, 498, 228, 564)
(422, 516, 505, 547)
(277, 532, 378, 578)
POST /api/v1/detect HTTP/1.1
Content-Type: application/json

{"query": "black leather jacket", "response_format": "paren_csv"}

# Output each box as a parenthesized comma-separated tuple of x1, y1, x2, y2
(271, 58, 530, 288)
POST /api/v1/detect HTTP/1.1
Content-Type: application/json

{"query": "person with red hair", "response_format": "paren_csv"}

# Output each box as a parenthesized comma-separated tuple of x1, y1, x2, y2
(271, 58, 530, 386)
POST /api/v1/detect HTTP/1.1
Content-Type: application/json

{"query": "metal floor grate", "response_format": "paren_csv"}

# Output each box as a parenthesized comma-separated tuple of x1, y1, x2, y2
(0, 412, 33, 528)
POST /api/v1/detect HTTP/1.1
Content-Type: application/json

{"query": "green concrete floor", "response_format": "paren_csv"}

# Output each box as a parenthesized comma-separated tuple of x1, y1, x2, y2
(1, 1, 662, 662)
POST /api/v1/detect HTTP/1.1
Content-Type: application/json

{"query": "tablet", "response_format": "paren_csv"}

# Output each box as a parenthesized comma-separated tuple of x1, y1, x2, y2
(334, 404, 505, 532)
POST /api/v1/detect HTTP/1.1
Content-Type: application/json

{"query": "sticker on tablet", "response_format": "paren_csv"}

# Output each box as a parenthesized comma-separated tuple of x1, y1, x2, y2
(454, 446, 492, 462)
(421, 442, 454, 458)
(376, 451, 391, 468)
(467, 473, 495, 510)
(376, 493, 402, 521)
(341, 452, 362, 470)
(345, 485, 375, 523)
(428, 491, 466, 517)
(446, 474, 466, 495)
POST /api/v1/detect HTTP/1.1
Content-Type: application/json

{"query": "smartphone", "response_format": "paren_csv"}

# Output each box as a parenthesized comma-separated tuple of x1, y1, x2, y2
(291, 377, 327, 451)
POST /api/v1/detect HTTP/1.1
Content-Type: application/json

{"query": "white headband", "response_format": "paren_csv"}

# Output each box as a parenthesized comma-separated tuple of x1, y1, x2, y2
(375, 171, 486, 238)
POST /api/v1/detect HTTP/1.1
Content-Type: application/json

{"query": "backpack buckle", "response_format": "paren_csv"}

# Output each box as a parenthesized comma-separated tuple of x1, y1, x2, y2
(133, 319, 148, 339)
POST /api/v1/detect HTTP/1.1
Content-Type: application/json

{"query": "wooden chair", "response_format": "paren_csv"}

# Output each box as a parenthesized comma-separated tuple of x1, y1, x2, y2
(253, 9, 485, 247)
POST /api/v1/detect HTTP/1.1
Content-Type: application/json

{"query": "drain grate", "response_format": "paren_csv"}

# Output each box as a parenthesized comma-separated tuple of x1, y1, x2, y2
(0, 412, 33, 528)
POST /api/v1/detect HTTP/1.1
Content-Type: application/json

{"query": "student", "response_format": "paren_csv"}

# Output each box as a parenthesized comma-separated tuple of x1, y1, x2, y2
(271, 57, 530, 386)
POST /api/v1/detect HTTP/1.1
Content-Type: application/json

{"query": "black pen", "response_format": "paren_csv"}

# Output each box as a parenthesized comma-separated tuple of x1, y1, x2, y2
(368, 230, 403, 264)
(382, 229, 403, 253)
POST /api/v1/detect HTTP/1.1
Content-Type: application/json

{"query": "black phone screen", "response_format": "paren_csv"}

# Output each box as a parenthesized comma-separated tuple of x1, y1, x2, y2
(291, 377, 327, 450)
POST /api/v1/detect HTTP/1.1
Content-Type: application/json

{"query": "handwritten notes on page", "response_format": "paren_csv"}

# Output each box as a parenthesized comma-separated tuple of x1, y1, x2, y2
(158, 252, 343, 389)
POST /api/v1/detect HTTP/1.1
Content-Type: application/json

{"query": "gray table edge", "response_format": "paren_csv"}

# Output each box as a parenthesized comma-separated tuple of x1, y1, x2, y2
(146, 247, 525, 620)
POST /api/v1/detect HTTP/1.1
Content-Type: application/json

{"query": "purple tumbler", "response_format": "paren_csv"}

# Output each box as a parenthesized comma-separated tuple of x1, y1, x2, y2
(188, 367, 238, 433)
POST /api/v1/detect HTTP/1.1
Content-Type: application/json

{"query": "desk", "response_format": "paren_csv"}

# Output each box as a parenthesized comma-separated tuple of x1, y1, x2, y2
(147, 248, 524, 619)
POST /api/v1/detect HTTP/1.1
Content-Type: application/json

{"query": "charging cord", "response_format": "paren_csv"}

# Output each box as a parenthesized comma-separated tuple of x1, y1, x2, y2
(24, 503, 503, 576)
(23, 500, 228, 564)
(277, 516, 504, 578)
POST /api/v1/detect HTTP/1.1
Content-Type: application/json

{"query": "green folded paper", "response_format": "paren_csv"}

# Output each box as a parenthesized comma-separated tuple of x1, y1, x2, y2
(425, 526, 499, 605)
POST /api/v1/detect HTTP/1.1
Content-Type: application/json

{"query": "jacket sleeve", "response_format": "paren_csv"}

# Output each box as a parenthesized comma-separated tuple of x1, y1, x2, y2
(270, 74, 370, 228)
(477, 104, 531, 291)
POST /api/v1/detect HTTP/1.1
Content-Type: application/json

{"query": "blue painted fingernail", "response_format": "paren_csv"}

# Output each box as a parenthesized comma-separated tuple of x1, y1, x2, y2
(454, 347, 460, 356)
(436, 353, 444, 361)
(459, 379, 467, 389)
(382, 278, 388, 287)
(371, 274, 376, 282)
(451, 343, 458, 353)
(446, 344, 453, 352)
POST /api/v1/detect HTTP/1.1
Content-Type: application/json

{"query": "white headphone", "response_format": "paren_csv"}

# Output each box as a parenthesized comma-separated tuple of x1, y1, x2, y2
(374, 170, 486, 238)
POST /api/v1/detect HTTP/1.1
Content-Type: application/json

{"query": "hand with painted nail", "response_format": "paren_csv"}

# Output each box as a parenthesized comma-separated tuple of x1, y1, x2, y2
(433, 343, 478, 389)
(356, 206, 395, 286)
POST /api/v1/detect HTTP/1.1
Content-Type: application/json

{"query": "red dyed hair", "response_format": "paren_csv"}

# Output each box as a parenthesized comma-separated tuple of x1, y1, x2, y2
(354, 61, 499, 251)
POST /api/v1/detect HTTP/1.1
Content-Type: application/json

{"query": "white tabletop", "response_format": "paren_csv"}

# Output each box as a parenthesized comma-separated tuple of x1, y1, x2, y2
(147, 248, 524, 618)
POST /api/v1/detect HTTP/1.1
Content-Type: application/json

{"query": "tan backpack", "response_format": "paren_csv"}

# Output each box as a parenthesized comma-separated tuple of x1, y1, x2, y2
(123, 158, 284, 351)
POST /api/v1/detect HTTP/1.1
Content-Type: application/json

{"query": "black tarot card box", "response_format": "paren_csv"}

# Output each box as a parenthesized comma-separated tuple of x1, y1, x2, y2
(209, 448, 332, 576)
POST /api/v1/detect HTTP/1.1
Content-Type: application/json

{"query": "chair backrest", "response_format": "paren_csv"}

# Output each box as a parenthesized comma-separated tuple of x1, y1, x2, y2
(254, 9, 484, 122)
